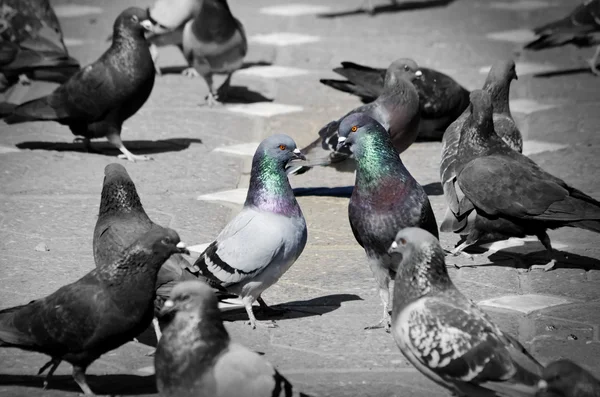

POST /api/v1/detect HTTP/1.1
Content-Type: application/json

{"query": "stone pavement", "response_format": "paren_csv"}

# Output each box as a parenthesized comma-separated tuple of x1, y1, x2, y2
(1, 0, 600, 396)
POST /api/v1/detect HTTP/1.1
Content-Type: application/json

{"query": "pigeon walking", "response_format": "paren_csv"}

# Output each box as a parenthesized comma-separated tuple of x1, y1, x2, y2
(536, 359, 600, 397)
(0, 227, 189, 395)
(336, 113, 438, 331)
(155, 281, 310, 397)
(440, 60, 523, 251)
(449, 89, 600, 271)
(389, 227, 544, 397)
(320, 60, 470, 141)
(524, 0, 600, 75)
(3, 7, 156, 162)
(289, 58, 422, 175)
(191, 135, 308, 328)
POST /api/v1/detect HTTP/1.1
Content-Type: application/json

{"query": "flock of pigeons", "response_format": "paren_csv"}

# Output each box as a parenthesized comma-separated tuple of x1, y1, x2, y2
(2, 0, 600, 396)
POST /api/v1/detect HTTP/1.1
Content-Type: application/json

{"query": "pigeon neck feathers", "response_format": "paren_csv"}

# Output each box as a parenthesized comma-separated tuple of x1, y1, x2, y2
(245, 152, 300, 217)
(353, 130, 408, 189)
(96, 241, 164, 285)
(192, 0, 237, 42)
(98, 173, 147, 218)
(483, 79, 511, 115)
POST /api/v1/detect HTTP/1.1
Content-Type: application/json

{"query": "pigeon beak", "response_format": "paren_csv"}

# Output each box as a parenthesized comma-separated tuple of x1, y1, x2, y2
(140, 20, 155, 32)
(159, 299, 177, 317)
(415, 70, 423, 78)
(176, 241, 191, 255)
(292, 148, 306, 161)
(335, 136, 348, 151)
(388, 240, 398, 254)
(537, 380, 548, 390)
(106, 34, 113, 43)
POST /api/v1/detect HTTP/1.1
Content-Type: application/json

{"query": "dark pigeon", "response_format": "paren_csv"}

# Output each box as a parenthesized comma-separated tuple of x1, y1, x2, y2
(155, 281, 310, 397)
(320, 60, 470, 141)
(440, 60, 523, 249)
(450, 89, 600, 271)
(191, 135, 308, 329)
(3, 7, 156, 162)
(389, 227, 544, 397)
(0, 227, 189, 395)
(289, 58, 422, 176)
(336, 113, 438, 331)
(536, 359, 600, 397)
(524, 0, 600, 75)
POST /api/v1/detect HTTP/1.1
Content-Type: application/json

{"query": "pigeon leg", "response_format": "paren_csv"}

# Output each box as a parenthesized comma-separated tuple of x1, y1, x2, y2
(149, 43, 162, 76)
(38, 358, 61, 389)
(587, 45, 600, 76)
(73, 137, 103, 154)
(202, 74, 222, 107)
(216, 73, 233, 103)
(152, 317, 163, 341)
(528, 232, 563, 272)
(106, 132, 153, 162)
(365, 287, 391, 332)
(243, 296, 277, 329)
(71, 365, 94, 395)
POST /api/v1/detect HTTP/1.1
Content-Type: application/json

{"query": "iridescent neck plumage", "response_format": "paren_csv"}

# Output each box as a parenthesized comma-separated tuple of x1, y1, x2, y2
(99, 179, 146, 217)
(354, 132, 407, 189)
(245, 154, 300, 217)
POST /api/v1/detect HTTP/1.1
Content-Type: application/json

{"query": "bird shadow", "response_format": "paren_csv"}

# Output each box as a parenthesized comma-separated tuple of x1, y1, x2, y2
(15, 138, 203, 156)
(221, 293, 363, 324)
(221, 86, 273, 104)
(533, 66, 593, 78)
(158, 61, 273, 76)
(318, 0, 455, 18)
(0, 373, 156, 395)
(423, 182, 443, 196)
(293, 186, 354, 198)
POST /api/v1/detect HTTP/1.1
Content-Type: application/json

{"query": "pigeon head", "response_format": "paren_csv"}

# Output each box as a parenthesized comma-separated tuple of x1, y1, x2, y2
(160, 280, 219, 318)
(99, 163, 145, 216)
(256, 134, 306, 165)
(113, 7, 153, 40)
(483, 59, 517, 114)
(388, 228, 452, 300)
(336, 113, 396, 157)
(384, 58, 423, 91)
(144, 227, 190, 257)
(538, 360, 598, 396)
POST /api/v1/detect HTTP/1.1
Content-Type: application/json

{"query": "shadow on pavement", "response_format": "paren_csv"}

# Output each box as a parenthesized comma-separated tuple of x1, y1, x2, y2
(318, 0, 455, 18)
(220, 85, 273, 104)
(533, 66, 593, 78)
(293, 186, 354, 198)
(15, 137, 202, 156)
(0, 373, 156, 395)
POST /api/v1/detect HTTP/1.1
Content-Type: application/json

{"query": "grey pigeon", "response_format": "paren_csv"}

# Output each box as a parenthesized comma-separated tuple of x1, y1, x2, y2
(449, 89, 600, 271)
(336, 113, 438, 331)
(155, 280, 310, 397)
(320, 60, 470, 141)
(524, 0, 600, 75)
(3, 7, 156, 162)
(289, 58, 422, 176)
(389, 227, 544, 397)
(191, 134, 308, 328)
(0, 227, 189, 395)
(440, 60, 523, 250)
(536, 359, 600, 397)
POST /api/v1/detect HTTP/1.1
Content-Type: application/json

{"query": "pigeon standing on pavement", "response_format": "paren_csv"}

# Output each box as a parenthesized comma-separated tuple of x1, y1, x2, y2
(320, 60, 470, 141)
(0, 227, 190, 395)
(440, 60, 523, 250)
(536, 359, 600, 397)
(191, 135, 308, 329)
(289, 58, 422, 175)
(3, 7, 156, 162)
(336, 113, 438, 331)
(524, 0, 600, 75)
(155, 281, 310, 397)
(448, 89, 600, 271)
(389, 227, 544, 397)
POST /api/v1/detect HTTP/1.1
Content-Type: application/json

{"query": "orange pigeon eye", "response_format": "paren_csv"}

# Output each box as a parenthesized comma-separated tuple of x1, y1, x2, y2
(351, 126, 358, 132)
(279, 145, 286, 150)
(400, 238, 407, 245)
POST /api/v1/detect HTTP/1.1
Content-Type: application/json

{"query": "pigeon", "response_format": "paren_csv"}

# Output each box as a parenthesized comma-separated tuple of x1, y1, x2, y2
(389, 227, 544, 397)
(449, 89, 600, 271)
(191, 135, 308, 329)
(176, 0, 248, 106)
(3, 7, 156, 162)
(536, 359, 600, 397)
(320, 60, 470, 141)
(155, 280, 310, 397)
(0, 0, 80, 91)
(336, 113, 438, 331)
(440, 60, 523, 252)
(289, 58, 422, 175)
(524, 0, 600, 75)
(0, 227, 190, 395)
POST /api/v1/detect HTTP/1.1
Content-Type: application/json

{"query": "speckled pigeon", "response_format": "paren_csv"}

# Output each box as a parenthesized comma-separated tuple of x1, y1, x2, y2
(524, 0, 600, 75)
(449, 89, 600, 271)
(536, 359, 600, 397)
(0, 227, 189, 395)
(389, 227, 544, 397)
(3, 7, 156, 162)
(320, 60, 470, 141)
(336, 113, 438, 332)
(155, 281, 311, 397)
(191, 135, 308, 329)
(289, 58, 422, 176)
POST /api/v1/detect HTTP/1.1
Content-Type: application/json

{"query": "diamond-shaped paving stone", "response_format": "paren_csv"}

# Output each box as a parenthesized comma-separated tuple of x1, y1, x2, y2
(213, 142, 260, 156)
(479, 294, 572, 314)
(259, 4, 332, 16)
(197, 188, 248, 204)
(54, 4, 103, 17)
(489, 1, 552, 11)
(510, 99, 558, 115)
(522, 140, 569, 156)
(486, 28, 537, 43)
(479, 237, 568, 254)
(479, 62, 557, 76)
(250, 33, 321, 46)
(236, 65, 310, 79)
(227, 103, 303, 117)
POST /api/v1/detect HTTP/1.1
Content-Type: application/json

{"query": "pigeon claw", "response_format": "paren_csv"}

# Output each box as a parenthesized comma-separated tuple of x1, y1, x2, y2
(246, 319, 278, 329)
(117, 153, 154, 162)
(528, 259, 556, 272)
(182, 67, 200, 78)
